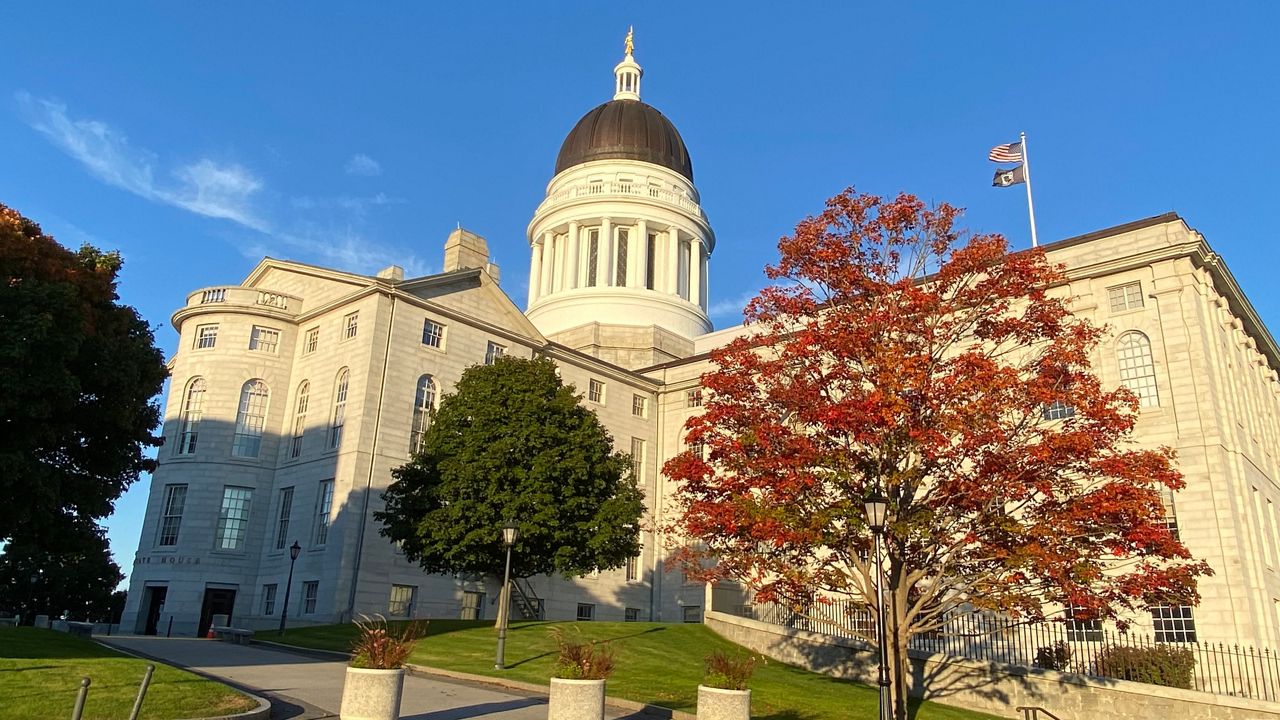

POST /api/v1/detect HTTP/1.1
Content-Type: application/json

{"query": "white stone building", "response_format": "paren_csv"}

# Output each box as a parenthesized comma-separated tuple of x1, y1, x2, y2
(122, 43, 1280, 652)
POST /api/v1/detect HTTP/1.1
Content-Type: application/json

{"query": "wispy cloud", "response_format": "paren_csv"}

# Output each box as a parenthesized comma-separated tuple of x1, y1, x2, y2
(344, 153, 382, 177)
(17, 92, 423, 275)
(708, 288, 763, 319)
(17, 92, 268, 232)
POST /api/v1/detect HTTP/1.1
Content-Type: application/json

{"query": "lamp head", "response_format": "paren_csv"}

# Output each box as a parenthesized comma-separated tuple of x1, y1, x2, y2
(289, 541, 302, 561)
(501, 521, 518, 547)
(864, 491, 889, 532)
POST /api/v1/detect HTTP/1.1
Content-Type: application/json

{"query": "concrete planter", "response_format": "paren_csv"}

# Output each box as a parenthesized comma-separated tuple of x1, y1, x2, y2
(340, 667, 405, 720)
(697, 685, 750, 720)
(548, 677, 606, 720)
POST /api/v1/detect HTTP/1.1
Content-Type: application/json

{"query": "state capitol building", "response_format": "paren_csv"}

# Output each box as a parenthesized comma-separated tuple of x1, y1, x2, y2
(122, 41, 1280, 655)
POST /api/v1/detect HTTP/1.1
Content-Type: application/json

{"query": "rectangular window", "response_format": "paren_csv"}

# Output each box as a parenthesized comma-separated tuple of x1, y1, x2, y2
(588, 379, 604, 404)
(632, 394, 647, 417)
(195, 324, 218, 349)
(682, 606, 701, 623)
(275, 487, 294, 551)
(158, 484, 187, 546)
(422, 319, 445, 349)
(1160, 486, 1180, 541)
(1108, 281, 1144, 312)
(645, 232, 656, 290)
(262, 584, 277, 616)
(587, 229, 600, 287)
(577, 603, 595, 621)
(1041, 400, 1076, 421)
(1151, 605, 1197, 642)
(461, 591, 485, 620)
(314, 480, 334, 546)
(625, 607, 641, 622)
(302, 581, 318, 614)
(249, 326, 280, 353)
(1064, 604, 1103, 642)
(615, 228, 629, 286)
(625, 555, 639, 582)
(485, 342, 506, 365)
(630, 437, 645, 482)
(303, 327, 319, 355)
(686, 388, 703, 408)
(389, 584, 417, 617)
(215, 486, 253, 551)
(343, 312, 359, 340)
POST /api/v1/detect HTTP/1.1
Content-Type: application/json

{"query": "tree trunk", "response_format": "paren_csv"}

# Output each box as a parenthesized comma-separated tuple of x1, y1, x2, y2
(890, 625, 911, 720)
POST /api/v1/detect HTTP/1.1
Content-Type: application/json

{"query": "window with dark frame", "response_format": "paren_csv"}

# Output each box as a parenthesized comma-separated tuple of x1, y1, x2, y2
(576, 603, 595, 621)
(262, 584, 277, 616)
(422, 319, 445, 348)
(303, 581, 319, 614)
(1151, 605, 1197, 642)
(158, 484, 187, 546)
(625, 608, 641, 622)
(588, 379, 604, 403)
(275, 487, 294, 550)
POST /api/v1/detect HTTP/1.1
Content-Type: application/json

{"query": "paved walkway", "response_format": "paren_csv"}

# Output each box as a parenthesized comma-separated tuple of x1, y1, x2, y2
(100, 636, 645, 720)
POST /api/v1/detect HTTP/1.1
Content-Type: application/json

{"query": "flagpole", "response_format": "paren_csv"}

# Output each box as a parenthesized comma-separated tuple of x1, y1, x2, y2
(1021, 131, 1039, 247)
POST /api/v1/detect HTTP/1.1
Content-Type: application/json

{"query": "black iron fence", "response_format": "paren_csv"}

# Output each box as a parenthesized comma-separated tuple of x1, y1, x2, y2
(738, 598, 1280, 701)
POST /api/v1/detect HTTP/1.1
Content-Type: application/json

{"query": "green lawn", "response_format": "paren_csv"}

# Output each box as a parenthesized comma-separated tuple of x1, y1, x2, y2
(0, 627, 257, 720)
(276, 620, 1000, 720)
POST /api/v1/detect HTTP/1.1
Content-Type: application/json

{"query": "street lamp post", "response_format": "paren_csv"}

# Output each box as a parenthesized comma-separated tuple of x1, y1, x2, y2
(494, 521, 519, 670)
(278, 541, 302, 636)
(864, 491, 891, 720)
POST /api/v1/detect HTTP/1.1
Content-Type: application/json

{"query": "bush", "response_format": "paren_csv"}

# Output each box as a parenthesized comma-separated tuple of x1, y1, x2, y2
(551, 627, 615, 680)
(1034, 641, 1072, 672)
(349, 615, 427, 669)
(1096, 644, 1195, 689)
(703, 650, 762, 690)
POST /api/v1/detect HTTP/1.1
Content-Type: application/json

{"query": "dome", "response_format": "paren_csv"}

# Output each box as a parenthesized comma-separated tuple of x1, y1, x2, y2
(554, 99, 693, 181)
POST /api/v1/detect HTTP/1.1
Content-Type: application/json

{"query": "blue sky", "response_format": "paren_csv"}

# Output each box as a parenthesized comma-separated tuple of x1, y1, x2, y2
(3, 3, 1278, 584)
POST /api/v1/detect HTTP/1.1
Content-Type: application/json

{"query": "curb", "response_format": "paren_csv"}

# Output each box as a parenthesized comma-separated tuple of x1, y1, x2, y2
(94, 639, 272, 720)
(254, 639, 697, 720)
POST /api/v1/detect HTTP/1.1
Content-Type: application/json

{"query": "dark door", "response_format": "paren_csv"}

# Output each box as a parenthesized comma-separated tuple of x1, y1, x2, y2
(198, 588, 236, 637)
(143, 587, 167, 636)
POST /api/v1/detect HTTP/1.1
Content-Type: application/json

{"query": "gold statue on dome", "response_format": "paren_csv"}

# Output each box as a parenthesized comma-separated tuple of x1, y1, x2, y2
(624, 26, 634, 56)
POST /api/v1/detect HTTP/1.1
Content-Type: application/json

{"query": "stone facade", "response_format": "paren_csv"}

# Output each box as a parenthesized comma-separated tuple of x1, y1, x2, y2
(122, 42, 1280, 657)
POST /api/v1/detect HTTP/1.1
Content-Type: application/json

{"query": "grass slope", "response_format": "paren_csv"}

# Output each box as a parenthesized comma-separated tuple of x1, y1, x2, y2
(0, 627, 257, 720)
(278, 620, 999, 720)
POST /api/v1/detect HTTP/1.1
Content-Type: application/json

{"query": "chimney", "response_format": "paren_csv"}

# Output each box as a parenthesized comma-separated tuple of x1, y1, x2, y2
(376, 265, 404, 281)
(444, 227, 499, 283)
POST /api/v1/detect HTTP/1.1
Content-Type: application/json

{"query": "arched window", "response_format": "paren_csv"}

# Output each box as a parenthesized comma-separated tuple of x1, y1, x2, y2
(232, 379, 270, 457)
(1117, 331, 1159, 407)
(290, 380, 310, 459)
(177, 377, 206, 455)
(329, 368, 350, 450)
(410, 374, 437, 454)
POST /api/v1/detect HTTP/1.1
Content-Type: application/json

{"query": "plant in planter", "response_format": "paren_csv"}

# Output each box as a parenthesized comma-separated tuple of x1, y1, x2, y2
(698, 651, 760, 720)
(339, 615, 426, 720)
(548, 628, 615, 720)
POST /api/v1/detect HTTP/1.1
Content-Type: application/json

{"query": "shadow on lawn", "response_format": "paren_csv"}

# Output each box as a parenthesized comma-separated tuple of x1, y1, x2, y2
(501, 623, 669, 669)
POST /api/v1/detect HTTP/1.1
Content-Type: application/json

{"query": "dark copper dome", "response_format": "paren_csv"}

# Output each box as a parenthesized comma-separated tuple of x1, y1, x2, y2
(554, 99, 693, 180)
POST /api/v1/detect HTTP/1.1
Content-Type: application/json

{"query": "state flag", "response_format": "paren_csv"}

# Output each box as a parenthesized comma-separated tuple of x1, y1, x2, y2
(992, 165, 1026, 188)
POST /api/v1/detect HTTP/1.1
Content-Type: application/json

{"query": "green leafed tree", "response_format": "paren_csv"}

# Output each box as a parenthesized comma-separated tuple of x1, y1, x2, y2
(0, 518, 125, 623)
(0, 204, 167, 544)
(376, 356, 645, 581)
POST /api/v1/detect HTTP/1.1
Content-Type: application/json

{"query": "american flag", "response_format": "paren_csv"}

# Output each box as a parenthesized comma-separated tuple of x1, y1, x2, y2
(988, 141, 1023, 163)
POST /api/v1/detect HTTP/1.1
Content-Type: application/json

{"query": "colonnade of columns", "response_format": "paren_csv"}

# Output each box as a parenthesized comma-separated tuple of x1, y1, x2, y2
(528, 218, 709, 311)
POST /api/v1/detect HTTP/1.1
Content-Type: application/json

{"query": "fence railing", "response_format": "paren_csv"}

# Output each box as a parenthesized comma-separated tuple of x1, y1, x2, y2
(739, 598, 1280, 701)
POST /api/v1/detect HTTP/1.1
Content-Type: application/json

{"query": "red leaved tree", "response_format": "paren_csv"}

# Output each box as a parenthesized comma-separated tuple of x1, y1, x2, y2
(664, 189, 1211, 719)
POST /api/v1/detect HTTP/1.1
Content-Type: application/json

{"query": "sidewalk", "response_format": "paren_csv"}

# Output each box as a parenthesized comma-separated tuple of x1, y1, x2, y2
(100, 636, 649, 720)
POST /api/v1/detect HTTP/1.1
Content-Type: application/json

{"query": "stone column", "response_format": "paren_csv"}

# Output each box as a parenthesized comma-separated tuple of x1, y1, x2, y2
(700, 249, 709, 310)
(540, 230, 554, 297)
(528, 238, 543, 305)
(635, 220, 650, 290)
(689, 238, 703, 309)
(667, 229, 682, 295)
(567, 221, 580, 290)
(552, 232, 565, 292)
(599, 217, 614, 287)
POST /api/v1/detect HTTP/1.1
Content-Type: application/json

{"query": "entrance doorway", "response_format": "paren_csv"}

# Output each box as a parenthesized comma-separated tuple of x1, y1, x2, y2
(460, 591, 485, 620)
(198, 588, 237, 638)
(142, 586, 167, 635)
